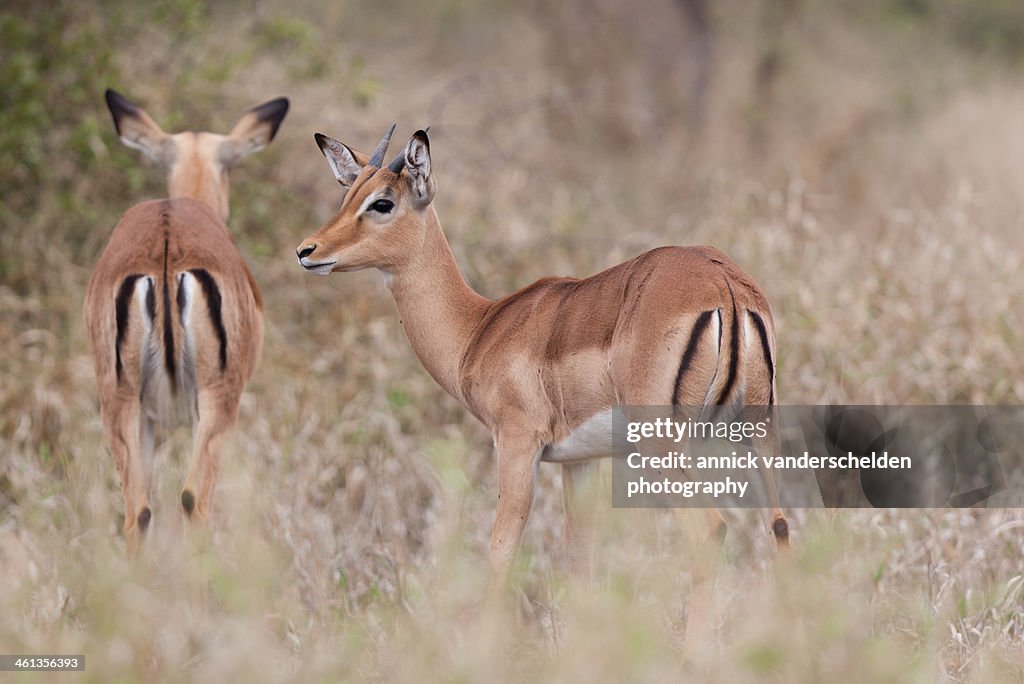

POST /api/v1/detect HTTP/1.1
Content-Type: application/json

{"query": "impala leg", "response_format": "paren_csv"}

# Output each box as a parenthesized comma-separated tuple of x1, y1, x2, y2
(757, 464, 789, 548)
(769, 508, 789, 548)
(181, 388, 239, 527)
(487, 434, 541, 601)
(562, 461, 598, 582)
(678, 507, 727, 648)
(754, 415, 789, 548)
(101, 394, 151, 555)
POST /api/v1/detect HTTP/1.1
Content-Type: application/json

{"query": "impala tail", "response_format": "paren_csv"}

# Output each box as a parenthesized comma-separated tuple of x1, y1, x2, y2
(704, 282, 778, 418)
(667, 276, 777, 428)
(114, 263, 232, 427)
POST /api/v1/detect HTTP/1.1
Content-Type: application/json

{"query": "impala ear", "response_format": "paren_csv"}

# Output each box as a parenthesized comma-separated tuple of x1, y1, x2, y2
(404, 129, 436, 206)
(315, 133, 369, 187)
(105, 88, 173, 164)
(220, 96, 289, 166)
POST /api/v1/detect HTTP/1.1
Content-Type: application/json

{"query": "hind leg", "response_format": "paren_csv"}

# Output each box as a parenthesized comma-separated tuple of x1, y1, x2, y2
(748, 400, 789, 548)
(181, 387, 239, 526)
(100, 393, 152, 555)
(757, 418, 789, 548)
(562, 461, 599, 581)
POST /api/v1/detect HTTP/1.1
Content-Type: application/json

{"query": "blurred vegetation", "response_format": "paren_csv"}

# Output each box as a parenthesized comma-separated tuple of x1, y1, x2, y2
(853, 0, 1024, 64)
(3, 1, 1024, 682)
(5, 0, 1024, 293)
(1, 1, 127, 291)
(0, 0, 348, 294)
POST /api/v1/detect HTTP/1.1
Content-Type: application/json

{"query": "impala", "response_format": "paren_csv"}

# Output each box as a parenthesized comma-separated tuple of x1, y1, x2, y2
(85, 89, 288, 553)
(296, 125, 788, 642)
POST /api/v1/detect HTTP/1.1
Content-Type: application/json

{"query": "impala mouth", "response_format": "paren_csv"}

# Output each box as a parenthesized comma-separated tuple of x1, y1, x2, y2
(299, 256, 336, 276)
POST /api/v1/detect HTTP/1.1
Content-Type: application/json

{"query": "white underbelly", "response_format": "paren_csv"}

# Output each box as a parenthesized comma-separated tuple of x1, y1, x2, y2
(541, 408, 624, 463)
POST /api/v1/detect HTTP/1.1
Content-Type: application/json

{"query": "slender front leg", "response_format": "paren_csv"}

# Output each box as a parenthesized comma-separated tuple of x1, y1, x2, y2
(487, 430, 542, 599)
(562, 461, 599, 582)
(678, 507, 727, 649)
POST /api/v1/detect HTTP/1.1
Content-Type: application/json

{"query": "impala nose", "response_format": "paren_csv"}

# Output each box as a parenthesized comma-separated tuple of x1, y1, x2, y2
(297, 245, 316, 259)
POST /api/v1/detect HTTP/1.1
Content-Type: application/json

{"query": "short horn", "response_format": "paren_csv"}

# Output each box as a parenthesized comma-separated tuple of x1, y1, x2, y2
(387, 151, 405, 173)
(368, 123, 396, 168)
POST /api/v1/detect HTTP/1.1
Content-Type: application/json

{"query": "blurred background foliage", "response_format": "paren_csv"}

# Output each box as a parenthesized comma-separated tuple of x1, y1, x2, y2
(4, 0, 1024, 294)
(3, 1, 1024, 681)
(0, 0, 1020, 260)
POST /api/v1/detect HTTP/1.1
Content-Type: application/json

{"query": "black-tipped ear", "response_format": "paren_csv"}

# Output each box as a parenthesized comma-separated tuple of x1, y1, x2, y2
(103, 88, 172, 163)
(104, 88, 140, 136)
(314, 133, 333, 155)
(220, 96, 290, 165)
(404, 129, 436, 206)
(315, 132, 364, 187)
(248, 97, 289, 142)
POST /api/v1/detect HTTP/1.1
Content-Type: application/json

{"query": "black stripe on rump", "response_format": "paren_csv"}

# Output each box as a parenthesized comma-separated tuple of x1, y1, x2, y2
(716, 280, 740, 405)
(114, 274, 144, 381)
(749, 310, 775, 405)
(145, 277, 156, 322)
(672, 310, 714, 407)
(188, 268, 228, 372)
(162, 235, 176, 388)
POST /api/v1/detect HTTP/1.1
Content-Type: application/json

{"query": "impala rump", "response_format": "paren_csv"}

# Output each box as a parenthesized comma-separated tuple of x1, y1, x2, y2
(105, 238, 232, 429)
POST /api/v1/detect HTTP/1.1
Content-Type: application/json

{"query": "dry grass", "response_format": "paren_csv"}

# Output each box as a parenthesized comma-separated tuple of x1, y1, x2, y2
(2, 0, 1024, 681)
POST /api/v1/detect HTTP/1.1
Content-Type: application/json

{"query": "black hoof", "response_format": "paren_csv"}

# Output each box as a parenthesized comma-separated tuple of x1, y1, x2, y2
(181, 490, 195, 516)
(137, 507, 151, 532)
(772, 517, 789, 542)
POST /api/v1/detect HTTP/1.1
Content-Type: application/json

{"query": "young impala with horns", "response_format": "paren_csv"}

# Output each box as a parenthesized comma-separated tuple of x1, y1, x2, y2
(296, 125, 788, 642)
(85, 89, 288, 553)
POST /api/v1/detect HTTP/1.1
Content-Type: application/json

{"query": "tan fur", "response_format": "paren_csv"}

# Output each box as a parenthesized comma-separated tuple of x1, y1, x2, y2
(85, 90, 286, 553)
(297, 128, 787, 644)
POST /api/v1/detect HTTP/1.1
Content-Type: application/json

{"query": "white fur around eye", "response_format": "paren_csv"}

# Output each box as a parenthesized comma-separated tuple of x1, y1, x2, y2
(357, 192, 394, 218)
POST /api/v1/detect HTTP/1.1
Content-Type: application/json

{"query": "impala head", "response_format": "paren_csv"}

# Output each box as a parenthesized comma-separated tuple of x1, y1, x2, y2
(296, 125, 437, 275)
(104, 88, 289, 221)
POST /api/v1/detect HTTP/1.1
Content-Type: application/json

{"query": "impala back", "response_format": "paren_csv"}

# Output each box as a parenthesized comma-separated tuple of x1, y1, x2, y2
(85, 197, 263, 428)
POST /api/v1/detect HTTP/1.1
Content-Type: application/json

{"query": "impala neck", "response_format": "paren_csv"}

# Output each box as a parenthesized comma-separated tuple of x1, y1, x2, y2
(386, 207, 491, 399)
(167, 144, 230, 221)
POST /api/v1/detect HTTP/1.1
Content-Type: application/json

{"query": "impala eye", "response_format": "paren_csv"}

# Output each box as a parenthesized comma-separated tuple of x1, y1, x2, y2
(370, 198, 394, 214)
